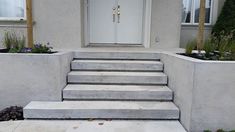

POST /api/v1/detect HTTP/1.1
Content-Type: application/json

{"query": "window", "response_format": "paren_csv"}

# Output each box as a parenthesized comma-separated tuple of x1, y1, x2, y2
(182, 0, 213, 25)
(0, 0, 26, 20)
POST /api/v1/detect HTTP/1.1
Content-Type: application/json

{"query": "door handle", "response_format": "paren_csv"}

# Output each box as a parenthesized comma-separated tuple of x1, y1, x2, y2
(112, 7, 116, 22)
(117, 5, 120, 23)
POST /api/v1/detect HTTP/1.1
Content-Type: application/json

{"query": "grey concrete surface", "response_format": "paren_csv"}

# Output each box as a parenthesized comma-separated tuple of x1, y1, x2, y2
(74, 51, 161, 60)
(0, 51, 73, 110)
(0, 120, 186, 132)
(63, 84, 173, 101)
(161, 52, 235, 132)
(23, 101, 179, 119)
(71, 60, 163, 71)
(68, 71, 167, 85)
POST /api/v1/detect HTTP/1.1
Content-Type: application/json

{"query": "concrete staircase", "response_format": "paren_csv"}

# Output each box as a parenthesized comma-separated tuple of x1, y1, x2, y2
(24, 51, 180, 121)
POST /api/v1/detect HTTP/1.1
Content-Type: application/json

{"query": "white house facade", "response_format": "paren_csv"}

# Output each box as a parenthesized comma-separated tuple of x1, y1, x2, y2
(0, 0, 225, 50)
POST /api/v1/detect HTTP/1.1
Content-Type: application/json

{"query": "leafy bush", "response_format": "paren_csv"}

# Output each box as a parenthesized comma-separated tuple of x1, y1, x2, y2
(212, 0, 235, 40)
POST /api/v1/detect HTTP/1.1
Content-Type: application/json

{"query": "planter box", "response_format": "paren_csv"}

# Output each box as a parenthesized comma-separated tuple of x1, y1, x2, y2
(161, 52, 235, 132)
(0, 51, 73, 110)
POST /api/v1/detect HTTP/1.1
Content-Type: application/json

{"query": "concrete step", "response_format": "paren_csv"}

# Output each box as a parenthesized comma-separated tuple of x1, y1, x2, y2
(71, 60, 163, 71)
(68, 71, 167, 85)
(23, 101, 179, 120)
(63, 84, 172, 101)
(74, 51, 160, 60)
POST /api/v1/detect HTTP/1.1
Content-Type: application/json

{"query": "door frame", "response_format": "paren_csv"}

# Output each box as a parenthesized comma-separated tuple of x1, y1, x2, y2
(83, 0, 152, 48)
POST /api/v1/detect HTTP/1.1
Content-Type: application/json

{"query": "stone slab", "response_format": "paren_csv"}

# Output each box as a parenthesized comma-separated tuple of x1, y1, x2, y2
(74, 52, 160, 60)
(71, 60, 163, 71)
(63, 84, 172, 101)
(68, 71, 167, 85)
(24, 101, 179, 119)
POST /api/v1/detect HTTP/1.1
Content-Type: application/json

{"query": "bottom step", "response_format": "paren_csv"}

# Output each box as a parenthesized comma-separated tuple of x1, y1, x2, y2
(24, 101, 179, 120)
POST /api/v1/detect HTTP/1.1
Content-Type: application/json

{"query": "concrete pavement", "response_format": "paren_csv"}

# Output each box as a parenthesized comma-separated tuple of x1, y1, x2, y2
(0, 120, 186, 132)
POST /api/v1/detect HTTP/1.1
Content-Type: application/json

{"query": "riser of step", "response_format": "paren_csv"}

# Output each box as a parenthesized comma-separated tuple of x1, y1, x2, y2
(23, 101, 179, 120)
(74, 52, 160, 60)
(68, 71, 167, 85)
(71, 60, 163, 71)
(63, 85, 172, 101)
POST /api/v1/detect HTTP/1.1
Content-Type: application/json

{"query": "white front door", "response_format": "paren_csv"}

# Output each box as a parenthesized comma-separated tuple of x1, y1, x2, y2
(88, 0, 144, 45)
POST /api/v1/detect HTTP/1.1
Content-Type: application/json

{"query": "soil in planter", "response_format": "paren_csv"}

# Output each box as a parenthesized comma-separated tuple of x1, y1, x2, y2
(0, 48, 57, 54)
(178, 53, 235, 61)
(0, 106, 24, 121)
(0, 49, 10, 53)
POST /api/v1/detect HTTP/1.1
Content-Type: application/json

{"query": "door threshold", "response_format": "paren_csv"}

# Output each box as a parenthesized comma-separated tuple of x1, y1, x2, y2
(87, 43, 144, 47)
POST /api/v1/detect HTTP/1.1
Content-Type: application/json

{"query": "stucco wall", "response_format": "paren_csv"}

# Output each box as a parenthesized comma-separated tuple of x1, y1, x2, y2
(150, 0, 182, 48)
(0, 0, 82, 50)
(161, 52, 235, 132)
(0, 52, 73, 110)
(33, 0, 82, 50)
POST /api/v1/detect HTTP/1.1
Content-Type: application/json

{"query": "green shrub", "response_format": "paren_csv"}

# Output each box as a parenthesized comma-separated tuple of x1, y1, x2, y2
(215, 33, 234, 60)
(185, 39, 196, 55)
(212, 0, 235, 40)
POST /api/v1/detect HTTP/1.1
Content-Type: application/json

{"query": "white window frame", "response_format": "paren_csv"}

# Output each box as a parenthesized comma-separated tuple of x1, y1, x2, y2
(0, 0, 27, 21)
(182, 0, 213, 25)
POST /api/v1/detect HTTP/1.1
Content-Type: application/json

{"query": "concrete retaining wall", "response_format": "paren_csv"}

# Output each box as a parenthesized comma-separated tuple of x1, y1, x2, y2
(161, 52, 235, 132)
(0, 51, 73, 110)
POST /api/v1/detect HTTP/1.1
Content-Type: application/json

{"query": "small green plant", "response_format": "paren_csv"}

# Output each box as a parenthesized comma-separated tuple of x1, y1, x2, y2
(8, 35, 26, 53)
(3, 32, 26, 53)
(3, 32, 12, 49)
(185, 39, 196, 55)
(203, 38, 215, 57)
